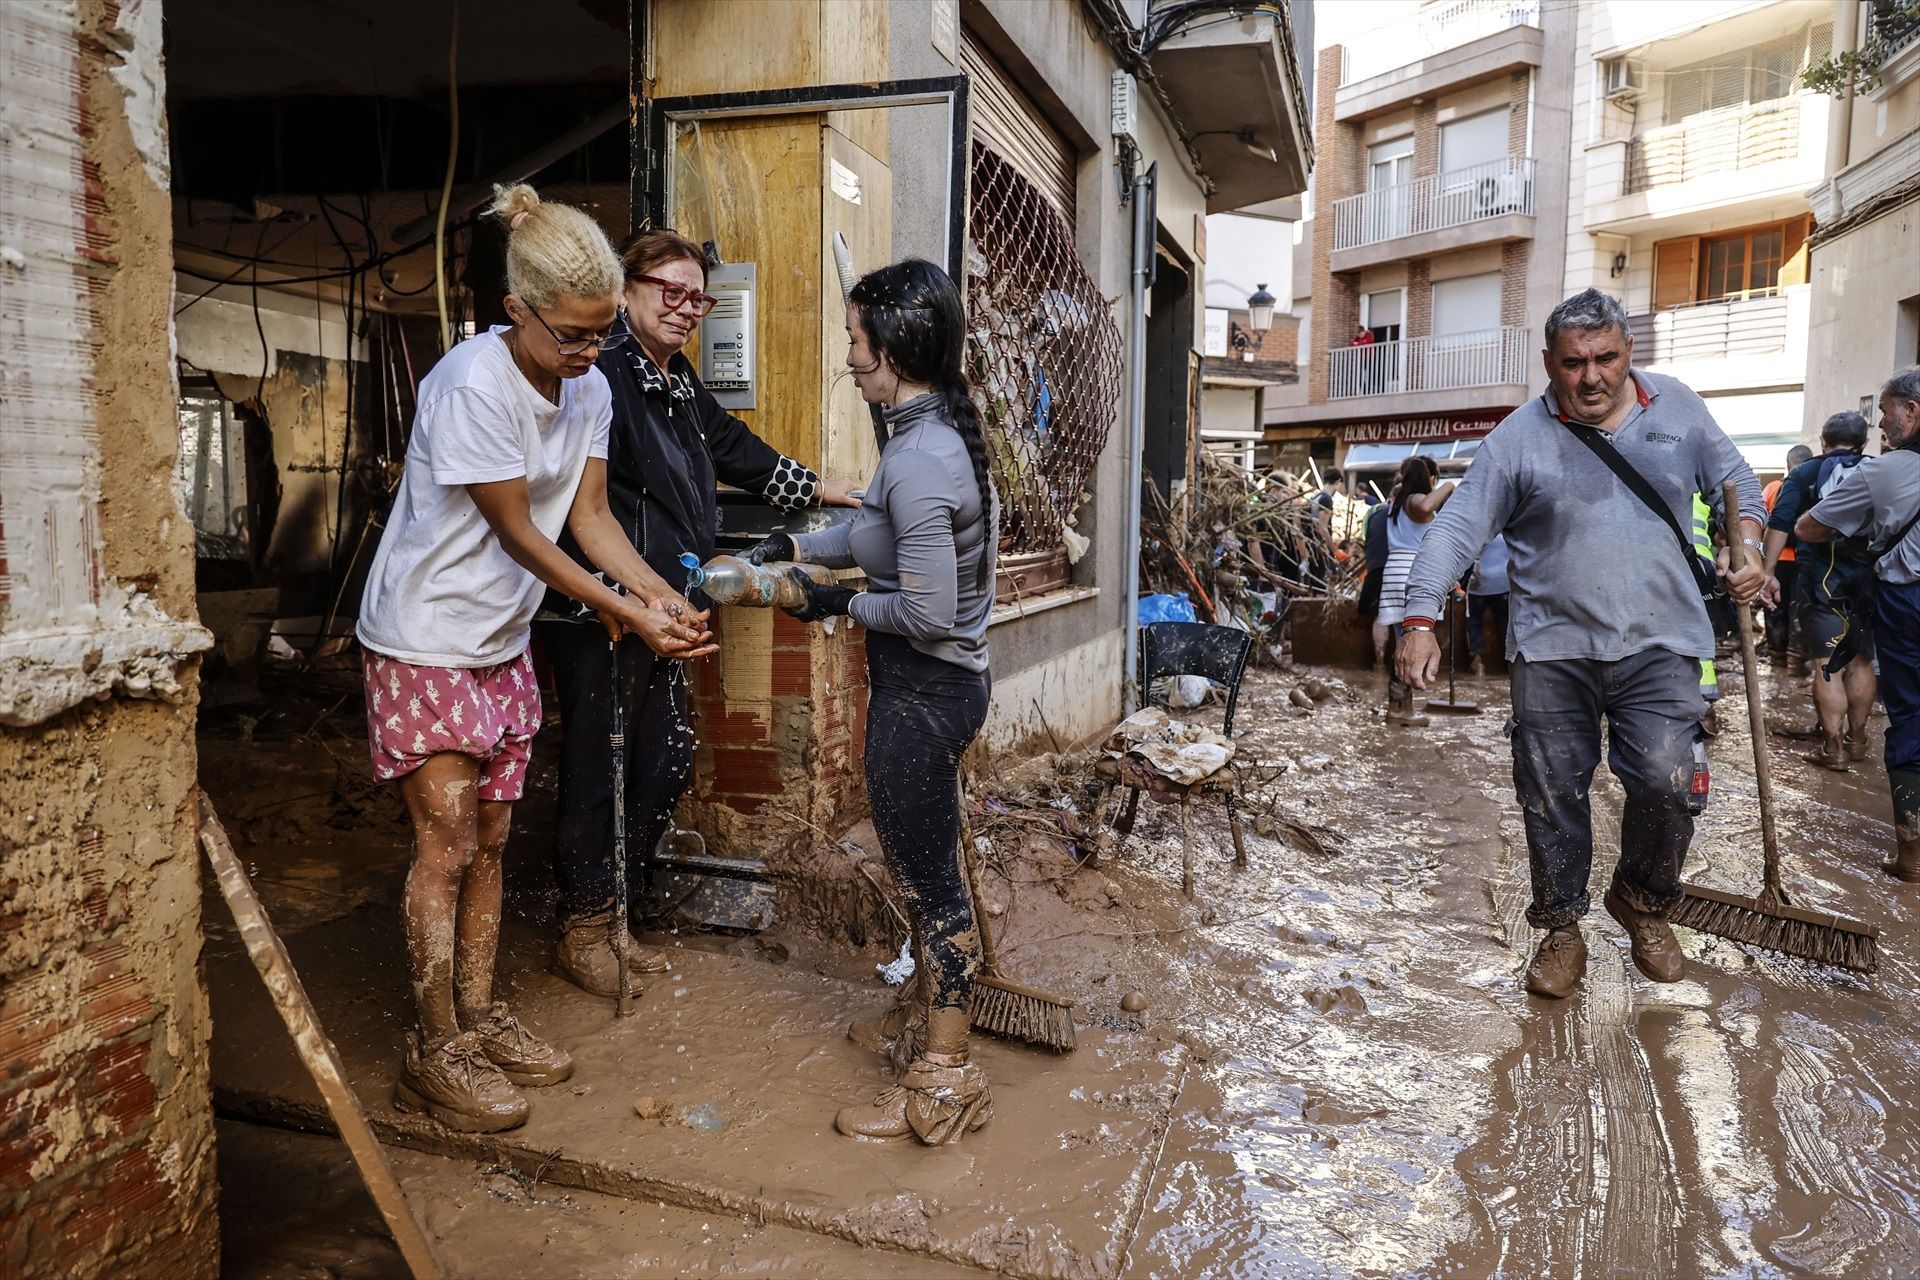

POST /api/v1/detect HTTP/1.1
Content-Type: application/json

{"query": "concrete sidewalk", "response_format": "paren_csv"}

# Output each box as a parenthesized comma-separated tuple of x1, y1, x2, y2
(207, 906, 1187, 1280)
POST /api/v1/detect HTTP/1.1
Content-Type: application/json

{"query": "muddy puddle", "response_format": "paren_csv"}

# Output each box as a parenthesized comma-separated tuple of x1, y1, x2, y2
(201, 658, 1920, 1278)
(1111, 664, 1920, 1279)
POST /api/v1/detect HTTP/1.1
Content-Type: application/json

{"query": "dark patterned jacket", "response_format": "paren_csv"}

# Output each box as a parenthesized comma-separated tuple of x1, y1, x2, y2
(544, 347, 819, 617)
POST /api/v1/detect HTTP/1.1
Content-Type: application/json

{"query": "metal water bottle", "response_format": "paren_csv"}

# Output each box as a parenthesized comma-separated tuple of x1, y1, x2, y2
(681, 552, 834, 608)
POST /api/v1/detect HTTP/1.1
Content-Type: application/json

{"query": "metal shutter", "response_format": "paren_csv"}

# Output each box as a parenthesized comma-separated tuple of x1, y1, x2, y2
(961, 34, 1076, 220)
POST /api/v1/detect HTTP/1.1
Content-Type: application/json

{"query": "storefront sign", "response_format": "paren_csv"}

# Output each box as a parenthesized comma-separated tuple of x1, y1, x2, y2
(1342, 411, 1506, 445)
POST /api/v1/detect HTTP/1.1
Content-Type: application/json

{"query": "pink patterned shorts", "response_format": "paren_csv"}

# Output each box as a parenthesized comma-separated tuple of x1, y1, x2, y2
(361, 649, 542, 801)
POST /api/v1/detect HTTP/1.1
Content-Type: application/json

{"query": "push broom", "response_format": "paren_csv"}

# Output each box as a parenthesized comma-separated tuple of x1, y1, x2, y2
(1667, 482, 1880, 974)
(958, 780, 1077, 1052)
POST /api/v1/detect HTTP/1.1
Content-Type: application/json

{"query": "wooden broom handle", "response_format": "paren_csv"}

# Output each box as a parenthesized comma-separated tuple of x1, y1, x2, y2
(957, 777, 1002, 973)
(1723, 482, 1783, 894)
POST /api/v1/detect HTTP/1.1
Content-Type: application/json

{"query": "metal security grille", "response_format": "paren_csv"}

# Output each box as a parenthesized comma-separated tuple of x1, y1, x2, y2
(966, 143, 1122, 554)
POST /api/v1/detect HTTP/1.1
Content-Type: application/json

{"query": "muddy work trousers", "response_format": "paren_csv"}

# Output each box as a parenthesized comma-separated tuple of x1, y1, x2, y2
(535, 621, 693, 921)
(1508, 648, 1705, 930)
(864, 631, 990, 1012)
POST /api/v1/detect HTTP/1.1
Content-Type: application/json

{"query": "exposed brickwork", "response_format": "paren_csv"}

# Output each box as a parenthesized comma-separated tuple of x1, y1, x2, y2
(1412, 101, 1439, 177)
(1406, 258, 1433, 340)
(1502, 241, 1531, 327)
(1508, 70, 1531, 154)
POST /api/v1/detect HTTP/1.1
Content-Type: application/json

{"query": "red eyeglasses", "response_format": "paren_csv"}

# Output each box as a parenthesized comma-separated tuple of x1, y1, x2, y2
(632, 274, 719, 317)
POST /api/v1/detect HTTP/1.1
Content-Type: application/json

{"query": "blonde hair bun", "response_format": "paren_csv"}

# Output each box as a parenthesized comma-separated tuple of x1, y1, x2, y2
(485, 183, 621, 310)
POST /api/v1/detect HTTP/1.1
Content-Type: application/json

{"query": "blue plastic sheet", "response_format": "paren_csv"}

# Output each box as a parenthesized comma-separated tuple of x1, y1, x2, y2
(1138, 593, 1198, 625)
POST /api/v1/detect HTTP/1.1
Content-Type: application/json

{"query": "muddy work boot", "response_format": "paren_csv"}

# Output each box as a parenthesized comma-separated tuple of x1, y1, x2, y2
(835, 1007, 992, 1145)
(393, 1029, 528, 1133)
(1885, 769, 1920, 882)
(552, 908, 669, 997)
(470, 1002, 574, 1087)
(1603, 886, 1685, 983)
(1523, 926, 1587, 999)
(1803, 734, 1850, 772)
(1468, 655, 1486, 677)
(1846, 730, 1872, 763)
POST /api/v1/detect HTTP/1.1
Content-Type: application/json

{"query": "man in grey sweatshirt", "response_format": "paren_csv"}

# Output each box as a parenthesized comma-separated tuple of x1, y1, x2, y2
(1395, 289, 1767, 998)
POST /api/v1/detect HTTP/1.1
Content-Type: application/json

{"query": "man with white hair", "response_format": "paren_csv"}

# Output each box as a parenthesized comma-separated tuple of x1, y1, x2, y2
(1396, 288, 1767, 998)
(1796, 367, 1920, 881)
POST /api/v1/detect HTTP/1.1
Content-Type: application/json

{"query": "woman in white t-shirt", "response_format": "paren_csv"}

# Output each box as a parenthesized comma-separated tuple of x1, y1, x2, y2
(356, 184, 714, 1134)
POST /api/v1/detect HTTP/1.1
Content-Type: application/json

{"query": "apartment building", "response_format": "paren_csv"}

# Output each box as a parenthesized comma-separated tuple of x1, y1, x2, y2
(1265, 0, 1577, 484)
(1804, 0, 1920, 432)
(1565, 0, 1839, 472)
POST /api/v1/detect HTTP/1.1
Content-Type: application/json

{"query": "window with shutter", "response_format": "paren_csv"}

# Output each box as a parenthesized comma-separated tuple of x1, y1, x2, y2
(960, 35, 1075, 220)
(1653, 237, 1699, 310)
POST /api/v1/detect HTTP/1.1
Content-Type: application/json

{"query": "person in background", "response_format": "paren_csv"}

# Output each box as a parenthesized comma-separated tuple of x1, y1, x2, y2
(534, 229, 860, 999)
(1764, 412, 1876, 770)
(355, 185, 714, 1132)
(748, 258, 998, 1146)
(1464, 533, 1509, 677)
(1311, 466, 1345, 589)
(1357, 491, 1393, 664)
(1796, 368, 1920, 880)
(1395, 289, 1766, 999)
(1377, 455, 1455, 724)
(1763, 443, 1814, 666)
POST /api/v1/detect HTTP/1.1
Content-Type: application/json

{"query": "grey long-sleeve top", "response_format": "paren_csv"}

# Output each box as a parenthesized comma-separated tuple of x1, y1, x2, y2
(793, 393, 997, 671)
(1403, 369, 1763, 663)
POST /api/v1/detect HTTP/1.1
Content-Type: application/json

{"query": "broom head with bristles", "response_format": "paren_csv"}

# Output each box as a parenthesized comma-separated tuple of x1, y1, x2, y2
(1669, 881, 1879, 974)
(970, 973, 1077, 1052)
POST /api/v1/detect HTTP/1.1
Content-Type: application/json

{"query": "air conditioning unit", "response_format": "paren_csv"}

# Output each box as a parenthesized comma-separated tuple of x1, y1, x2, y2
(1601, 57, 1644, 100)
(1471, 173, 1523, 216)
(1111, 70, 1139, 149)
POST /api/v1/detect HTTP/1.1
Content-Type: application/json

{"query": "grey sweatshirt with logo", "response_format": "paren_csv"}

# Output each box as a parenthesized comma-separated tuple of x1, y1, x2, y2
(793, 393, 997, 672)
(1403, 369, 1763, 663)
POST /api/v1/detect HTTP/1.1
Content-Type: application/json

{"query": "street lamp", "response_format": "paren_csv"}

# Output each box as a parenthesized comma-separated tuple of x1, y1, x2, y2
(1246, 283, 1276, 338)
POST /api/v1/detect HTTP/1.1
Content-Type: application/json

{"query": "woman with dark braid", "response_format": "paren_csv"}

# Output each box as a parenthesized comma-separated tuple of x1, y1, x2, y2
(741, 257, 998, 1145)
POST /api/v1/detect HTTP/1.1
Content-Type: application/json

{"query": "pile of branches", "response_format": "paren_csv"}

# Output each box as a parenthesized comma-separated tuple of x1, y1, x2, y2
(1140, 452, 1362, 643)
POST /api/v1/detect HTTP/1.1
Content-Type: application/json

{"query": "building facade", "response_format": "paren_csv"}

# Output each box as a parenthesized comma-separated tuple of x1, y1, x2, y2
(1803, 0, 1920, 433)
(1565, 0, 1840, 473)
(1267, 0, 1578, 486)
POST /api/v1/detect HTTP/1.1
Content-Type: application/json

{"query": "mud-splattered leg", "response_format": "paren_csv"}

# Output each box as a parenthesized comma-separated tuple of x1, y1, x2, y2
(454, 799, 512, 1027)
(397, 753, 483, 1043)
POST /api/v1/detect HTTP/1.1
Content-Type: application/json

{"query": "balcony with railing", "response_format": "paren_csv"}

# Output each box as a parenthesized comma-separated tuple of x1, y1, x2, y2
(1628, 289, 1804, 370)
(1625, 98, 1804, 194)
(1328, 326, 1528, 401)
(1339, 0, 1541, 88)
(1332, 156, 1534, 265)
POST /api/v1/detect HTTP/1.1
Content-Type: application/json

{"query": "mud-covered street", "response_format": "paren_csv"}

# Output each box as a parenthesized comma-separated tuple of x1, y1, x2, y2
(204, 655, 1920, 1279)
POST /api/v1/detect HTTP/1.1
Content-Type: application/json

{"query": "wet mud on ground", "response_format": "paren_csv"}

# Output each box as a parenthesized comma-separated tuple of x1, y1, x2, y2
(201, 657, 1920, 1277)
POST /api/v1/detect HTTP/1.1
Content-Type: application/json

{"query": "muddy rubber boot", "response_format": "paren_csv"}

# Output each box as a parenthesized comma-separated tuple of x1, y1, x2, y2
(1385, 679, 1429, 728)
(551, 908, 669, 997)
(835, 1008, 992, 1145)
(1885, 769, 1920, 882)
(1603, 886, 1684, 983)
(1803, 734, 1850, 772)
(470, 1002, 574, 1087)
(1468, 655, 1485, 677)
(392, 1029, 529, 1133)
(1523, 926, 1587, 999)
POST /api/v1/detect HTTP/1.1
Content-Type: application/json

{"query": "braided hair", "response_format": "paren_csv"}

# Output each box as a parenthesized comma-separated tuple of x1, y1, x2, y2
(849, 258, 996, 585)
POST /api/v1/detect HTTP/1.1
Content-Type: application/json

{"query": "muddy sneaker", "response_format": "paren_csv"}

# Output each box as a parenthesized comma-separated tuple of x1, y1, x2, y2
(552, 909, 669, 998)
(1603, 887, 1684, 983)
(834, 1057, 993, 1145)
(1467, 656, 1486, 677)
(471, 1003, 574, 1087)
(1523, 927, 1587, 999)
(1802, 735, 1850, 772)
(392, 1029, 528, 1133)
(1846, 731, 1872, 762)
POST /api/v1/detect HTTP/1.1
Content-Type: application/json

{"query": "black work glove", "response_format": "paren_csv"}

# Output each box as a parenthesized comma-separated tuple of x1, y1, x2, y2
(783, 567, 857, 622)
(741, 532, 796, 566)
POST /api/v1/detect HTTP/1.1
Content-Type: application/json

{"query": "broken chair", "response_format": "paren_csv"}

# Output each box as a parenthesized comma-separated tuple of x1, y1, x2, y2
(1093, 621, 1254, 895)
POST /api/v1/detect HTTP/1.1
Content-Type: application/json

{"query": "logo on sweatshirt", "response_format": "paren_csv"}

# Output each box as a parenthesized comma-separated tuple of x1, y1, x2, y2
(1644, 430, 1683, 444)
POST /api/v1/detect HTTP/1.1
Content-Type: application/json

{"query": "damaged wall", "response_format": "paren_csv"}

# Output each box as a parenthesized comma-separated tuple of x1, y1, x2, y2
(0, 0, 219, 1273)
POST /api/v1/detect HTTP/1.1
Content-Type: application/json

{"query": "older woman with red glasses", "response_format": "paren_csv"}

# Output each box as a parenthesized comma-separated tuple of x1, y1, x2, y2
(533, 229, 859, 995)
